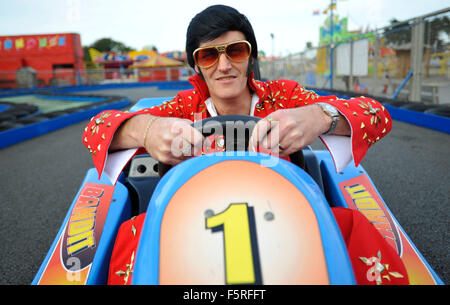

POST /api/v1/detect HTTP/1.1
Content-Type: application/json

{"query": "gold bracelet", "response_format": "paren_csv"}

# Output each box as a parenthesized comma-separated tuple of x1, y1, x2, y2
(142, 116, 160, 148)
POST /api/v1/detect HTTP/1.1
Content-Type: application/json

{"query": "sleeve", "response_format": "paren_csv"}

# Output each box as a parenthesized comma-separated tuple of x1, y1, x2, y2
(286, 84, 392, 170)
(332, 207, 409, 285)
(82, 95, 186, 183)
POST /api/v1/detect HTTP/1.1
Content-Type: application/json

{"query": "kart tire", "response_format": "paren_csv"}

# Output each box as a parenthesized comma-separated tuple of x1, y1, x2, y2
(400, 103, 441, 112)
(424, 106, 450, 118)
(19, 116, 49, 124)
(385, 101, 412, 107)
(0, 113, 16, 123)
(44, 111, 70, 118)
(0, 121, 22, 132)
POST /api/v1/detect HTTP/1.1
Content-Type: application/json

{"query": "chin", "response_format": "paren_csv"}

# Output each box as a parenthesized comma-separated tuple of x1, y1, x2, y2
(216, 90, 241, 100)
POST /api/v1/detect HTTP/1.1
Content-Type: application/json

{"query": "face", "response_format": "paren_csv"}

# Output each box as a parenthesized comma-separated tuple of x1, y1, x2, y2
(194, 31, 251, 102)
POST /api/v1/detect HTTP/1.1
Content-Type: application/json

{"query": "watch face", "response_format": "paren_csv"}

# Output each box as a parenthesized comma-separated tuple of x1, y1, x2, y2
(322, 103, 339, 117)
(317, 103, 339, 134)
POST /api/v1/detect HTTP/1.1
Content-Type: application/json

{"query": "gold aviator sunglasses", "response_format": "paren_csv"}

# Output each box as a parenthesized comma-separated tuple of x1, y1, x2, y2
(193, 40, 252, 69)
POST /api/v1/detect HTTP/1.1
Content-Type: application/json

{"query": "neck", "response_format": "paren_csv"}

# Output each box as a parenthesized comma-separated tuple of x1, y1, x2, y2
(211, 88, 252, 116)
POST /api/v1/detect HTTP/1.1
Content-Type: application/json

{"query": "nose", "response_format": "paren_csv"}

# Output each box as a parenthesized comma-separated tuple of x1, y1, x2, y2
(217, 53, 232, 72)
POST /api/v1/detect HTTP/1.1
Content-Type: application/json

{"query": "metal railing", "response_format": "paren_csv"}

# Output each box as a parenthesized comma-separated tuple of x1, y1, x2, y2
(0, 65, 195, 89)
(259, 7, 450, 104)
(1, 7, 448, 104)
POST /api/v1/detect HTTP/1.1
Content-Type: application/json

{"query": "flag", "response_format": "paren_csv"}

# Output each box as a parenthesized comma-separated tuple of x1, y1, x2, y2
(15, 38, 24, 49)
(89, 48, 103, 62)
(323, 2, 336, 14)
(49, 36, 58, 48)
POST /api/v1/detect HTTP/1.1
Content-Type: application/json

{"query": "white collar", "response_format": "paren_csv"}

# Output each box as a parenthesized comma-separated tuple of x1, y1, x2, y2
(204, 93, 259, 117)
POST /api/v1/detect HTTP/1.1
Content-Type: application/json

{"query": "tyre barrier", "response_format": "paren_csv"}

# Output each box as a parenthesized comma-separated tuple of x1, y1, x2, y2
(308, 87, 450, 134)
(0, 94, 127, 132)
(0, 101, 39, 123)
(424, 106, 450, 118)
(0, 93, 131, 149)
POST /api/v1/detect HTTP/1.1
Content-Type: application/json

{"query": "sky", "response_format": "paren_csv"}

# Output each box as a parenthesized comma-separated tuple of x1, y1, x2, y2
(0, 0, 448, 56)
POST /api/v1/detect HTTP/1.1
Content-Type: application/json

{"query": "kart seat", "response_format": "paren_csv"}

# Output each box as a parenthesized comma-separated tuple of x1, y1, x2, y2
(125, 155, 160, 216)
(303, 147, 325, 193)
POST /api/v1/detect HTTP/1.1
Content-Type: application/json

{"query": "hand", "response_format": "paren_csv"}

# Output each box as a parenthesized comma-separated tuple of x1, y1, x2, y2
(143, 116, 204, 165)
(248, 105, 332, 157)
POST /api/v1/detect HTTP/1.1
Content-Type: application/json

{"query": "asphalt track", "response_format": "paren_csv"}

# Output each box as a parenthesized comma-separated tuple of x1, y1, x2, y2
(0, 87, 448, 285)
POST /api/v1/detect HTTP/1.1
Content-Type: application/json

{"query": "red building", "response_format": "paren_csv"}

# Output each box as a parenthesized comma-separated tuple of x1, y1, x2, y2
(0, 33, 85, 88)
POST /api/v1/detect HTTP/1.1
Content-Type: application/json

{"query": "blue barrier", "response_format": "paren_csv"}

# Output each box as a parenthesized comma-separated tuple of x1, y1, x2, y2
(0, 104, 10, 112)
(34, 94, 106, 102)
(0, 80, 193, 97)
(0, 97, 130, 149)
(2, 82, 447, 147)
(383, 104, 450, 134)
(309, 88, 449, 135)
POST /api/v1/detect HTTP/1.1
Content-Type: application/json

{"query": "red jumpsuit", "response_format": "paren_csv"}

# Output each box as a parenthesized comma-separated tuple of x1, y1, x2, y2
(83, 73, 408, 285)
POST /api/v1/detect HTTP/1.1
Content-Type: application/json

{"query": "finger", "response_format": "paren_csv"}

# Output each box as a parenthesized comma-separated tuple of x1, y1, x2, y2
(248, 117, 274, 151)
(184, 126, 204, 156)
(181, 138, 193, 157)
(278, 136, 308, 157)
(260, 122, 280, 151)
(170, 122, 204, 157)
(162, 156, 185, 166)
(275, 130, 291, 156)
(278, 142, 294, 157)
(173, 136, 197, 159)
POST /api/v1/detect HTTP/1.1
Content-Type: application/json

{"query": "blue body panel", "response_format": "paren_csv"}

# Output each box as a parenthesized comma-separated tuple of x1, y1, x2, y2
(317, 150, 444, 284)
(32, 169, 131, 285)
(129, 97, 172, 112)
(132, 152, 356, 285)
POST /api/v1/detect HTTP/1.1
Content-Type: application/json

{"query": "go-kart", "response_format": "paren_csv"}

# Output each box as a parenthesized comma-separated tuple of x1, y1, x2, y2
(32, 97, 444, 285)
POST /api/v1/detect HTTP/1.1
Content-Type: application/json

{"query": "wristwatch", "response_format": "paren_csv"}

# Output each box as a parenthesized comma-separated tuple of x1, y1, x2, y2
(316, 103, 340, 135)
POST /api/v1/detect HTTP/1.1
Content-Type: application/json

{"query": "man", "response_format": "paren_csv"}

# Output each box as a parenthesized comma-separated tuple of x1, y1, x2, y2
(83, 5, 408, 285)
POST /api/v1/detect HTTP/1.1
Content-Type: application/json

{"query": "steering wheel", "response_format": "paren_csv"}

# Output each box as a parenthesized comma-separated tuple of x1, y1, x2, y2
(158, 115, 305, 177)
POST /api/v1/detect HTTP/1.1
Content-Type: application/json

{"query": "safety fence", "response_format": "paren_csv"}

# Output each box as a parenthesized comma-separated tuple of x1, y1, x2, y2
(259, 8, 450, 104)
(0, 65, 195, 89)
(0, 92, 131, 148)
(1, 8, 448, 105)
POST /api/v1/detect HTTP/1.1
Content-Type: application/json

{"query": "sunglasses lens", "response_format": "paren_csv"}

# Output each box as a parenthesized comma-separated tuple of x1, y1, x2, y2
(226, 42, 250, 61)
(195, 47, 219, 68)
(194, 41, 251, 68)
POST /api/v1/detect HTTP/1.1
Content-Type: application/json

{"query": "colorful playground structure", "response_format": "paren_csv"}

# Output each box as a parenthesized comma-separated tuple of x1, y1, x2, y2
(0, 33, 85, 88)
(0, 32, 193, 89)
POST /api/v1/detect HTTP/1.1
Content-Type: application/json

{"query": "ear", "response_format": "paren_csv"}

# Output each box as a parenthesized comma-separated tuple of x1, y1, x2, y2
(194, 65, 205, 80)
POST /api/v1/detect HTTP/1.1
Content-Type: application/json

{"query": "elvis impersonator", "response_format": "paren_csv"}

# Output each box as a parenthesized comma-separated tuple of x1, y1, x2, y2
(83, 5, 408, 285)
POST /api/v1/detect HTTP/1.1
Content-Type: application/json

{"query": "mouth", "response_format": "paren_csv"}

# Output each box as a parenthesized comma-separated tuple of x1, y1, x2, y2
(216, 75, 236, 81)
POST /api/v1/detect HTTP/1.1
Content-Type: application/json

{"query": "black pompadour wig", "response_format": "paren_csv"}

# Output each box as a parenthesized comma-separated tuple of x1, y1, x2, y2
(186, 5, 258, 72)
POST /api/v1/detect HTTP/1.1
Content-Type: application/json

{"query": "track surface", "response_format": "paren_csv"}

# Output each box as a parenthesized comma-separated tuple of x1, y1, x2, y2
(0, 87, 448, 285)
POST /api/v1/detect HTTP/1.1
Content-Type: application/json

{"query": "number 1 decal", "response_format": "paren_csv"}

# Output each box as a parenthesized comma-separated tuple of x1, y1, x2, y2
(206, 203, 262, 284)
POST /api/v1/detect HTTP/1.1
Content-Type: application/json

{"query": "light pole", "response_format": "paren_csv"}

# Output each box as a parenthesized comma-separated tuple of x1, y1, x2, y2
(329, 0, 335, 90)
(270, 33, 275, 58)
(271, 33, 275, 76)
